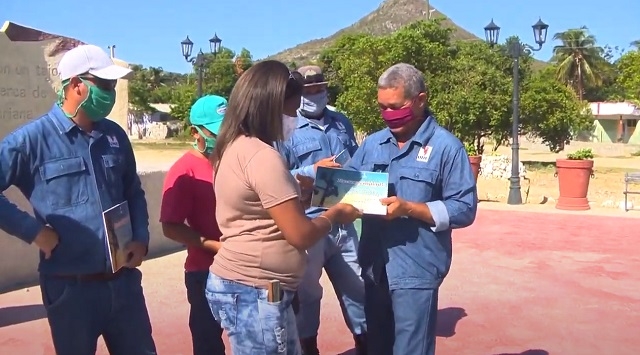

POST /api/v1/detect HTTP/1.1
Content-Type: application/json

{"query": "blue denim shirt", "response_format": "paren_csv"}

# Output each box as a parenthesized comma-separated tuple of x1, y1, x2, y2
(0, 104, 149, 275)
(277, 108, 359, 218)
(346, 116, 477, 290)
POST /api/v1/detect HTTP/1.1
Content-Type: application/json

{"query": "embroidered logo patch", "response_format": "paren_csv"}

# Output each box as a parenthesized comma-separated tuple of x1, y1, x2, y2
(416, 146, 432, 163)
(107, 135, 119, 148)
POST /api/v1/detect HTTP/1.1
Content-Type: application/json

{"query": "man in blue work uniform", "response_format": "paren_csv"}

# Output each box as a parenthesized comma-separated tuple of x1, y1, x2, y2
(347, 63, 477, 355)
(0, 45, 156, 355)
(278, 66, 367, 355)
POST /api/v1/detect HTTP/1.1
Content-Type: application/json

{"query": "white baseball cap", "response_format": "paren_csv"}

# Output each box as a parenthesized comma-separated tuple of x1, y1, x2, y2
(57, 44, 132, 81)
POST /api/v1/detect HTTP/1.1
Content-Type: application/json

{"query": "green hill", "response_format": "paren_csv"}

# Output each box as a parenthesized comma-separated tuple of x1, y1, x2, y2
(268, 0, 547, 69)
(269, 0, 479, 63)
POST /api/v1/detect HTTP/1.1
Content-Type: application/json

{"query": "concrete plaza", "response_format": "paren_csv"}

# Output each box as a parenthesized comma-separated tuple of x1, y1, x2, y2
(0, 208, 638, 355)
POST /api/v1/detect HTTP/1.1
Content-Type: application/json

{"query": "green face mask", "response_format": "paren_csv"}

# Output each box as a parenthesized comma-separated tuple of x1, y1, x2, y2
(193, 126, 216, 155)
(58, 78, 116, 122)
(79, 79, 116, 122)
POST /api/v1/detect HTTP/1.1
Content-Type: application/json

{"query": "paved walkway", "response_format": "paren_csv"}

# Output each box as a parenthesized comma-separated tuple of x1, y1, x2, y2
(0, 209, 638, 355)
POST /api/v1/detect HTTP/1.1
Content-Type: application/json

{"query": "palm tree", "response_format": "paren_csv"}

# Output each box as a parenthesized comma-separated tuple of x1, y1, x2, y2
(551, 27, 605, 100)
(631, 40, 640, 49)
(147, 66, 166, 90)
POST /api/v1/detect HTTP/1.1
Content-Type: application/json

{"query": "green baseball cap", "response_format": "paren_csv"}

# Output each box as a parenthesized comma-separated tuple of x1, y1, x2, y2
(189, 95, 227, 135)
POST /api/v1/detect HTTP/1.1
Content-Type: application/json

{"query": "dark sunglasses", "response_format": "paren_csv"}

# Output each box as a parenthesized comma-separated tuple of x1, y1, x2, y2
(78, 75, 117, 91)
(289, 71, 303, 81)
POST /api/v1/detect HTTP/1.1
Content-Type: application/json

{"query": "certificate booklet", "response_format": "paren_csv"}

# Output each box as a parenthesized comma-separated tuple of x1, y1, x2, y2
(311, 167, 389, 215)
(103, 201, 134, 273)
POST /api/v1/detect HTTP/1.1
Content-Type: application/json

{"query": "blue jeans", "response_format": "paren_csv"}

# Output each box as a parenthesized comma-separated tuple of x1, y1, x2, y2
(39, 268, 156, 355)
(185, 271, 225, 355)
(364, 269, 439, 355)
(296, 223, 366, 338)
(205, 273, 302, 355)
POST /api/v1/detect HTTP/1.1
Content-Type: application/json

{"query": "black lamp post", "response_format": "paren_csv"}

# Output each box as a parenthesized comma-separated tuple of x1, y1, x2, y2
(483, 18, 549, 205)
(180, 33, 222, 98)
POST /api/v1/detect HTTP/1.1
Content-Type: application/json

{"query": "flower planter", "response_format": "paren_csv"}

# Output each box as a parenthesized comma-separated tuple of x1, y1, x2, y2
(469, 155, 482, 181)
(555, 158, 594, 211)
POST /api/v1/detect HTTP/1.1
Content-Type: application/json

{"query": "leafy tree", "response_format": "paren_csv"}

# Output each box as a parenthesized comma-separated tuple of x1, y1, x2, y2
(168, 47, 254, 125)
(433, 40, 512, 155)
(493, 35, 534, 82)
(582, 44, 627, 102)
(521, 69, 593, 152)
(128, 64, 187, 115)
(615, 49, 640, 104)
(324, 34, 388, 133)
(128, 65, 156, 115)
(551, 27, 606, 100)
(320, 19, 592, 153)
(151, 85, 174, 104)
(167, 87, 199, 126)
(319, 33, 371, 106)
(320, 20, 454, 133)
(235, 48, 253, 75)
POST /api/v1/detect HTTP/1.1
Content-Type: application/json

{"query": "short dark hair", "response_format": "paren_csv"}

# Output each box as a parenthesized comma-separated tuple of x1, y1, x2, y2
(287, 71, 304, 99)
(210, 60, 298, 168)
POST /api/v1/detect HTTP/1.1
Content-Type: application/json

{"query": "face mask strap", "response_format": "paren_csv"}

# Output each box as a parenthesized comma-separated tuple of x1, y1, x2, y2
(193, 126, 217, 153)
(57, 78, 85, 119)
(192, 126, 206, 153)
(57, 79, 70, 104)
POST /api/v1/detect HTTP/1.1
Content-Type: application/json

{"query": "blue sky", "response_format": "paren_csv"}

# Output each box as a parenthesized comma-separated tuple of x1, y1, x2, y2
(3, 0, 639, 74)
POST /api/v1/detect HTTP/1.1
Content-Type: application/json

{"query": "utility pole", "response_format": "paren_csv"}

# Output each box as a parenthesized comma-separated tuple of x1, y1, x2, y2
(425, 0, 436, 20)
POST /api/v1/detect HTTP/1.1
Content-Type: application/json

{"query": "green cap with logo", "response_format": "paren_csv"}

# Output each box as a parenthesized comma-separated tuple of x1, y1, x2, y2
(189, 95, 227, 135)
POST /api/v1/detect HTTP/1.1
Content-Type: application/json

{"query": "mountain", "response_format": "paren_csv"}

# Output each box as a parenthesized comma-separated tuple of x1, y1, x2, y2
(268, 0, 480, 64)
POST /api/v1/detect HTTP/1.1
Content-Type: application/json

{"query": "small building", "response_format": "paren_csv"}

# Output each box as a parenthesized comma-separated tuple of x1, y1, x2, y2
(588, 102, 640, 143)
(148, 103, 175, 122)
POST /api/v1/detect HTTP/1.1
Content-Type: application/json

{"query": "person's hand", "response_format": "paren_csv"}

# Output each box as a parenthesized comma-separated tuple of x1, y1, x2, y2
(295, 174, 314, 191)
(202, 240, 222, 254)
(296, 174, 314, 201)
(380, 196, 411, 220)
(329, 203, 363, 224)
(314, 157, 341, 171)
(124, 241, 148, 268)
(33, 226, 59, 259)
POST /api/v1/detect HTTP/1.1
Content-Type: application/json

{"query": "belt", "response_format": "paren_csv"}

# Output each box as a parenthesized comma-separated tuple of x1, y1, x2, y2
(51, 269, 125, 282)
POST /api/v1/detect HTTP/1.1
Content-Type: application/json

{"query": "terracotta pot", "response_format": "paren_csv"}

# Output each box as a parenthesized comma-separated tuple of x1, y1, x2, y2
(555, 159, 594, 211)
(469, 155, 482, 181)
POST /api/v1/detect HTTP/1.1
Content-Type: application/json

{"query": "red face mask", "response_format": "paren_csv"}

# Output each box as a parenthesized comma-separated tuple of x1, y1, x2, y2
(380, 106, 414, 129)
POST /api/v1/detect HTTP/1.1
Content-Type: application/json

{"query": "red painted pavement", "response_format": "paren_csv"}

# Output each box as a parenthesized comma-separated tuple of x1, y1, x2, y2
(0, 209, 639, 355)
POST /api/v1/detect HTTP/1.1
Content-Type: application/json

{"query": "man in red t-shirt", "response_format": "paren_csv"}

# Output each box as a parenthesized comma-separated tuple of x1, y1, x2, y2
(160, 95, 227, 355)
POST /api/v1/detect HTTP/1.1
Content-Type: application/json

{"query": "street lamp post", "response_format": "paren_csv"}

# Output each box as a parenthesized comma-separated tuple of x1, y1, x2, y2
(483, 18, 549, 205)
(180, 33, 222, 98)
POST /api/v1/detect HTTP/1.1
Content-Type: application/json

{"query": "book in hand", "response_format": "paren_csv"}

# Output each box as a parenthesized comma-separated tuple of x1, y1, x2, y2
(103, 201, 134, 273)
(311, 167, 389, 215)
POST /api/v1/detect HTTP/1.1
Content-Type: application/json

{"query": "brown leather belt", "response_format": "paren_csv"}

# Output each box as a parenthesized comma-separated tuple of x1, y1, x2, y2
(52, 269, 125, 282)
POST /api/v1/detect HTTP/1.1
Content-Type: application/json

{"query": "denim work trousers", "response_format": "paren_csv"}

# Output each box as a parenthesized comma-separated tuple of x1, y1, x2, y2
(363, 269, 439, 355)
(296, 223, 366, 338)
(40, 268, 156, 355)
